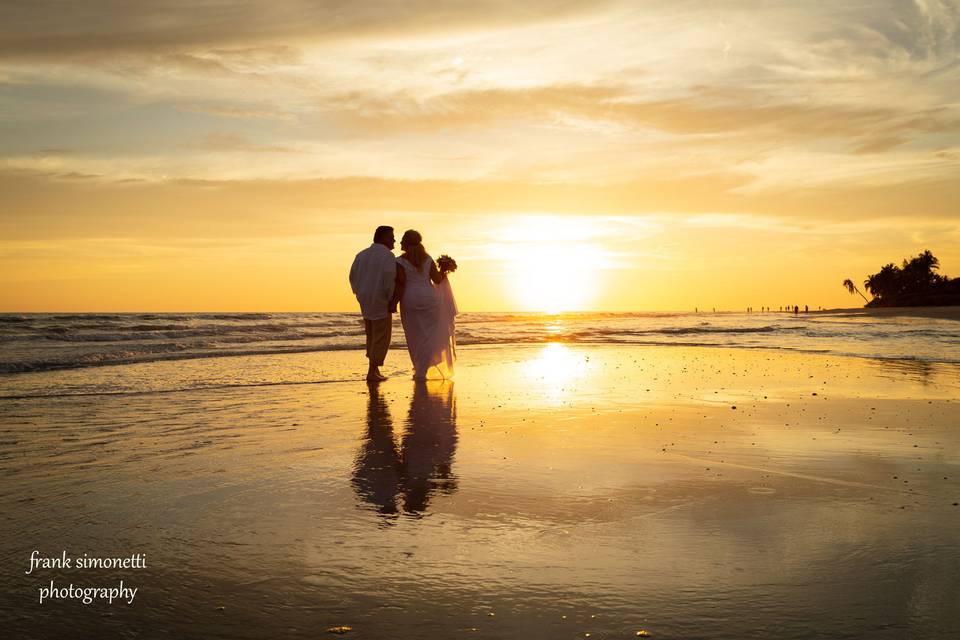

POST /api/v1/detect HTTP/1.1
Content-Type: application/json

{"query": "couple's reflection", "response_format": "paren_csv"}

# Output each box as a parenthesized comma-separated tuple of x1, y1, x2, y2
(352, 381, 457, 520)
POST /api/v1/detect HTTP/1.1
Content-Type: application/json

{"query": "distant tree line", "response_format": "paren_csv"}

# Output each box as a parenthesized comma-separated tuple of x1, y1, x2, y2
(843, 250, 960, 307)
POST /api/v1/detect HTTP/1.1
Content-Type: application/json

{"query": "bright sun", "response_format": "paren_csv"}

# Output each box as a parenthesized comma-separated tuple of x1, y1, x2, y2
(511, 245, 602, 313)
(489, 216, 608, 313)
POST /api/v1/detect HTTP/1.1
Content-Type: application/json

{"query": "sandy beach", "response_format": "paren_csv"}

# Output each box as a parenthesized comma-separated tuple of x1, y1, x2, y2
(2, 343, 958, 639)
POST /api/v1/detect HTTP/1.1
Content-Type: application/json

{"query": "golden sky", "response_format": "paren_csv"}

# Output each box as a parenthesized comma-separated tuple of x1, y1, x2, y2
(1, 1, 959, 312)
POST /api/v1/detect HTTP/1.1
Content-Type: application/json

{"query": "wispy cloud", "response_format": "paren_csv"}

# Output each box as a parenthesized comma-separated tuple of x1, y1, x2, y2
(328, 82, 960, 147)
(0, 0, 618, 60)
(183, 132, 300, 153)
(177, 103, 295, 121)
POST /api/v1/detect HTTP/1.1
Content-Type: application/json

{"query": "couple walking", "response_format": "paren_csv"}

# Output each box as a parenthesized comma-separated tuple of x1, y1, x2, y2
(349, 226, 458, 382)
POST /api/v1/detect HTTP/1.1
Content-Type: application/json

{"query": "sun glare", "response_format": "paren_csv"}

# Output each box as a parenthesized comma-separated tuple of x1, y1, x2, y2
(489, 216, 609, 313)
(521, 342, 593, 404)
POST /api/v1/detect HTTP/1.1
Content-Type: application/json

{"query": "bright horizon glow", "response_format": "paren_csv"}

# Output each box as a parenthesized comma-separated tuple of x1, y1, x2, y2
(1, 2, 958, 312)
(488, 216, 608, 313)
(510, 250, 595, 314)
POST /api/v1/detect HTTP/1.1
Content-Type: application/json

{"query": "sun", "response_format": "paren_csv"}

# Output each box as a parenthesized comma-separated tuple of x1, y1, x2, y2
(488, 216, 609, 313)
(510, 244, 602, 313)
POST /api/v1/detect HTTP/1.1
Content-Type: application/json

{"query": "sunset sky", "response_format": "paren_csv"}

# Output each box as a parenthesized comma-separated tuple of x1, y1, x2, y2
(2, 1, 958, 312)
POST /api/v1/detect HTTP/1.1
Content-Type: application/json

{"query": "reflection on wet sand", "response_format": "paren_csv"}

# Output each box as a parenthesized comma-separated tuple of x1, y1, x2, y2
(872, 357, 943, 387)
(353, 381, 457, 519)
(351, 383, 401, 515)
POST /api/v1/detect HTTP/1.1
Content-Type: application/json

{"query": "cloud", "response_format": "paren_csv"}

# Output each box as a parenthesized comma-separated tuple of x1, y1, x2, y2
(0, 1, 618, 60)
(2, 3, 958, 212)
(327, 82, 960, 156)
(807, 0, 960, 64)
(176, 104, 294, 121)
(124, 46, 304, 77)
(853, 136, 909, 154)
(3, 168, 960, 252)
(183, 132, 299, 153)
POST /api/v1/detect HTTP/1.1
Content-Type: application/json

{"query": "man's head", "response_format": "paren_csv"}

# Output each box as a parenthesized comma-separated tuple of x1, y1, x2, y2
(373, 225, 395, 250)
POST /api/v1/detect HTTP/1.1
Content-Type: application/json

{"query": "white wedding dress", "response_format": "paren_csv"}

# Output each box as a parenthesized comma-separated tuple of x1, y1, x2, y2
(397, 255, 458, 380)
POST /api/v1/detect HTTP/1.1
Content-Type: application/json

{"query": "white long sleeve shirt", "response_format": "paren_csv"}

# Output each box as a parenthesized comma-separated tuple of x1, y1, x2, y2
(349, 243, 397, 320)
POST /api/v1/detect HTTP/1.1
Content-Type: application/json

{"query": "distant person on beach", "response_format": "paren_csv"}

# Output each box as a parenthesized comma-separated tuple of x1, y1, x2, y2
(396, 230, 458, 380)
(350, 226, 400, 382)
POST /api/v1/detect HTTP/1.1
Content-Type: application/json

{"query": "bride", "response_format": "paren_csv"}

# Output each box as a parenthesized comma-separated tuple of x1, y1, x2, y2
(396, 230, 458, 380)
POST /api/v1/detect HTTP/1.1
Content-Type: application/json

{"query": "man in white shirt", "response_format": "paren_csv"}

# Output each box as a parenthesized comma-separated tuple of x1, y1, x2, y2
(349, 226, 399, 381)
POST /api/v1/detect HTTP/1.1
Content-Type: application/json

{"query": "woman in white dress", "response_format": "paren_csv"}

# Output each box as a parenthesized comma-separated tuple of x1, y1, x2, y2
(396, 230, 458, 380)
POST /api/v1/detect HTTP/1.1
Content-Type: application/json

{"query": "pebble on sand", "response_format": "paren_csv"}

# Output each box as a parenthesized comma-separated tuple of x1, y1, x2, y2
(327, 626, 353, 634)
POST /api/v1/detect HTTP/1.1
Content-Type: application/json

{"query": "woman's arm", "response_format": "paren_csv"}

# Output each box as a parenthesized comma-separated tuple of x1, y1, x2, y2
(429, 259, 446, 284)
(389, 262, 405, 313)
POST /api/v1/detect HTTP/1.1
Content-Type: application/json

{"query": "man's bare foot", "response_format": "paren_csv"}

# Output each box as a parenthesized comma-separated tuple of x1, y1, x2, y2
(366, 367, 388, 382)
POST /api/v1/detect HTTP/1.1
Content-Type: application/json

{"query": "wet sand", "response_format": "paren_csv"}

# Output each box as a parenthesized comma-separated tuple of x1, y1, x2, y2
(2, 344, 959, 639)
(825, 305, 960, 320)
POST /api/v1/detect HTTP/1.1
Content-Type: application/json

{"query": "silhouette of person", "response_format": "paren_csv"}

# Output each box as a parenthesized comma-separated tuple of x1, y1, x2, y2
(351, 383, 401, 516)
(349, 226, 402, 382)
(352, 381, 458, 520)
(399, 381, 458, 512)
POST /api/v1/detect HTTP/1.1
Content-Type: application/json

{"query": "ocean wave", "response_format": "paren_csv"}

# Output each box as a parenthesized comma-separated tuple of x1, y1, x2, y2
(28, 313, 127, 322)
(5, 330, 783, 373)
(3, 338, 958, 380)
(0, 343, 367, 374)
(0, 377, 357, 400)
(2, 311, 959, 374)
(33, 326, 364, 343)
(571, 325, 786, 337)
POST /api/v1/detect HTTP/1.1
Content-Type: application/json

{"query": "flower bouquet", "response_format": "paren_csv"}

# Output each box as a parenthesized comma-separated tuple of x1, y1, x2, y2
(437, 254, 457, 274)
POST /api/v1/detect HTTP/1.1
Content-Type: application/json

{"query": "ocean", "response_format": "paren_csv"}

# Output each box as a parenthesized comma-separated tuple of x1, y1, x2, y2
(1, 309, 958, 397)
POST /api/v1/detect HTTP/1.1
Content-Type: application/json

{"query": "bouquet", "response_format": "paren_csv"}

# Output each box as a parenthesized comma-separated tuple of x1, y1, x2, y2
(437, 254, 457, 274)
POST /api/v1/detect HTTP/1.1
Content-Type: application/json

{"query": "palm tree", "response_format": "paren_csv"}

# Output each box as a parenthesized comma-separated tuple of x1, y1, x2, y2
(842, 278, 869, 304)
(865, 263, 901, 301)
(901, 249, 941, 291)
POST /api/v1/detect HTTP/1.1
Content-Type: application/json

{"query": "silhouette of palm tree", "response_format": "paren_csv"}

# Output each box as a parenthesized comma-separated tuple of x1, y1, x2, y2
(842, 278, 869, 304)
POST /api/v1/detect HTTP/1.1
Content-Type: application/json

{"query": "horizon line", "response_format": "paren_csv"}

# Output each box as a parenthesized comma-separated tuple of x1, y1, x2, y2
(0, 307, 859, 315)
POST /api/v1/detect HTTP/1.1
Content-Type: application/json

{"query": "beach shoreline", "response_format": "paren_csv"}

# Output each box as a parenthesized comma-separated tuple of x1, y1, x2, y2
(821, 305, 960, 320)
(3, 308, 960, 377)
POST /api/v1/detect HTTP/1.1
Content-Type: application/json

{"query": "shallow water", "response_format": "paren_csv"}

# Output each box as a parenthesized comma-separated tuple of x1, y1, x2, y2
(2, 308, 959, 377)
(2, 345, 959, 638)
